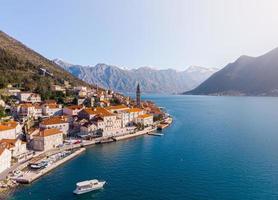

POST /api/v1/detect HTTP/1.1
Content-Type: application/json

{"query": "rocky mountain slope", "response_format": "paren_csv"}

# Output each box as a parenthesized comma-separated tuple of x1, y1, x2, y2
(185, 47, 278, 96)
(54, 59, 218, 94)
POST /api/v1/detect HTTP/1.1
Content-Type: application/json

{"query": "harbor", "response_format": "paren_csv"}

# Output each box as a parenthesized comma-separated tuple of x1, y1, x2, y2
(0, 116, 173, 197)
(15, 148, 86, 184)
(0, 74, 173, 198)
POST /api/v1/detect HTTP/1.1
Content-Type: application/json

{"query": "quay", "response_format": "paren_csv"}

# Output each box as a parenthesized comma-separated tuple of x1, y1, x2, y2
(15, 148, 85, 184)
(157, 117, 173, 130)
(115, 126, 156, 141)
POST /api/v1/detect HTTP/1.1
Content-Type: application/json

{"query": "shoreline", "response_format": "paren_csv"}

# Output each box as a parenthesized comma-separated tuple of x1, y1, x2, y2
(1, 117, 173, 198)
(15, 148, 86, 184)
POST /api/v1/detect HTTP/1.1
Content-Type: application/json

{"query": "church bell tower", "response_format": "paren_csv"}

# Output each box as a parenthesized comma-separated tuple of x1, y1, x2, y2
(136, 83, 141, 107)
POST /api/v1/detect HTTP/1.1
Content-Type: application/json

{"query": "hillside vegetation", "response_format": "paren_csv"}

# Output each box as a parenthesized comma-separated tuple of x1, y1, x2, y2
(0, 31, 89, 98)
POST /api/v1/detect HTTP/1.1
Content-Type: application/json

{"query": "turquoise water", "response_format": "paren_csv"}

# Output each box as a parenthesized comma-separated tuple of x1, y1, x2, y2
(10, 95, 278, 200)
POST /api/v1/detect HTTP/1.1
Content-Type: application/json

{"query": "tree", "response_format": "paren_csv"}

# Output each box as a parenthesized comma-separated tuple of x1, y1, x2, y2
(0, 106, 6, 118)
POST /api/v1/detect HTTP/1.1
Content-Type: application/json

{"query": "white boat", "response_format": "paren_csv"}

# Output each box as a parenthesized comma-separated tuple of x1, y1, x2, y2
(73, 179, 106, 194)
(148, 132, 164, 136)
(30, 161, 48, 169)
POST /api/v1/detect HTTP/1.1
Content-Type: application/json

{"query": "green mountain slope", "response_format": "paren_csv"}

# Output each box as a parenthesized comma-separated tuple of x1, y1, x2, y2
(0, 31, 89, 96)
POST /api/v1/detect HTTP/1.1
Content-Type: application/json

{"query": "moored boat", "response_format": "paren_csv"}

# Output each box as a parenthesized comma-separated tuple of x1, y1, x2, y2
(29, 161, 48, 169)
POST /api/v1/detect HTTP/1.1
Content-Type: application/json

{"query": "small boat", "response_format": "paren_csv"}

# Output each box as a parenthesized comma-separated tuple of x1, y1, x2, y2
(30, 161, 48, 169)
(148, 132, 164, 136)
(73, 179, 106, 194)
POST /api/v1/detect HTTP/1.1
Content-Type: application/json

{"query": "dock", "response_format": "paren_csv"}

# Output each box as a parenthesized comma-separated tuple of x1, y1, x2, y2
(16, 148, 85, 184)
(147, 132, 164, 136)
(115, 127, 156, 141)
(157, 117, 173, 130)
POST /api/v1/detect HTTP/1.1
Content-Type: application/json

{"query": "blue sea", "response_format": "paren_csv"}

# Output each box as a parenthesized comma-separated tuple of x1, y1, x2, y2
(9, 95, 278, 200)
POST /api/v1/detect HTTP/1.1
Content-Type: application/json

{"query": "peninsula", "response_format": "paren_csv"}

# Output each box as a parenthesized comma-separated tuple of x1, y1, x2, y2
(0, 31, 172, 197)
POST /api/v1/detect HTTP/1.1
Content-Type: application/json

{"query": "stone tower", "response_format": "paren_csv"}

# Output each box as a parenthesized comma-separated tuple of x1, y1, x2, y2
(136, 83, 141, 107)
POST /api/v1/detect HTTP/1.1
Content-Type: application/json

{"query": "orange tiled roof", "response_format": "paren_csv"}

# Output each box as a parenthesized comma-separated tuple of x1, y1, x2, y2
(100, 100, 109, 104)
(106, 105, 129, 110)
(35, 128, 62, 137)
(46, 104, 60, 109)
(34, 104, 41, 109)
(0, 121, 18, 131)
(0, 139, 17, 149)
(0, 124, 14, 131)
(138, 114, 152, 119)
(43, 100, 57, 104)
(83, 107, 114, 117)
(95, 107, 114, 117)
(20, 103, 34, 108)
(83, 108, 97, 115)
(41, 116, 68, 125)
(65, 105, 83, 110)
(126, 108, 143, 113)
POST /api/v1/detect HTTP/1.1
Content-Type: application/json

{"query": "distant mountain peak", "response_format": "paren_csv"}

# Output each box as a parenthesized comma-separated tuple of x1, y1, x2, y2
(53, 58, 73, 67)
(185, 66, 219, 74)
(185, 46, 278, 96)
(55, 59, 217, 94)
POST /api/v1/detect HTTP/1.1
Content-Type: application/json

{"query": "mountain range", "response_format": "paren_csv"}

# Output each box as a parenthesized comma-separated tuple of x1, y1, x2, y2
(54, 59, 218, 94)
(185, 47, 278, 96)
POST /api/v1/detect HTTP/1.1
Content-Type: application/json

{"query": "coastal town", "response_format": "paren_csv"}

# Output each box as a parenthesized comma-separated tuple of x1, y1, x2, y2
(0, 82, 172, 194)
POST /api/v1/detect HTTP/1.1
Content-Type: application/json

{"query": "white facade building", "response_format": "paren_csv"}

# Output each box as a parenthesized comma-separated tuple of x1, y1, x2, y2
(15, 103, 42, 119)
(40, 116, 69, 135)
(0, 121, 21, 140)
(18, 92, 41, 103)
(32, 129, 63, 151)
(135, 114, 154, 127)
(42, 103, 63, 116)
(126, 108, 145, 125)
(63, 105, 84, 116)
(0, 146, 11, 173)
(0, 139, 27, 158)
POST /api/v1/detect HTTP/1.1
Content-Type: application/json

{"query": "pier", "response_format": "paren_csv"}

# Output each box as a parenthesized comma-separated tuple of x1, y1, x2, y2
(115, 127, 156, 141)
(15, 148, 85, 184)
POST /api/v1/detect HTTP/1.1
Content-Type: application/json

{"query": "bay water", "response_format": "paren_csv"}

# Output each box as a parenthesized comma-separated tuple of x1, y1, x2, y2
(10, 95, 278, 200)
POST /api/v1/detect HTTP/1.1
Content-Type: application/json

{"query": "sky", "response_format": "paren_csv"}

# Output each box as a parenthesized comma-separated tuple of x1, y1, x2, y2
(1, 0, 278, 70)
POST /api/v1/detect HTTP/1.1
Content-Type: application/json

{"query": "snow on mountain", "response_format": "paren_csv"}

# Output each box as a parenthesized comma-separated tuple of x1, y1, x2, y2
(54, 59, 218, 94)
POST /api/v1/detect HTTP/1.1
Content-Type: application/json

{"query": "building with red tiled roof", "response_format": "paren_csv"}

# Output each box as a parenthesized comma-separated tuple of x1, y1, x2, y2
(0, 120, 21, 140)
(32, 128, 63, 151)
(0, 138, 27, 158)
(40, 116, 69, 135)
(63, 105, 84, 116)
(126, 108, 143, 113)
(106, 105, 129, 113)
(78, 107, 121, 137)
(13, 103, 42, 119)
(136, 114, 154, 127)
(79, 107, 115, 120)
(42, 102, 63, 116)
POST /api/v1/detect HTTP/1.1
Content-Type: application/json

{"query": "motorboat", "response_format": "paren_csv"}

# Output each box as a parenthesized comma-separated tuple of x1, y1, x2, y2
(73, 179, 106, 194)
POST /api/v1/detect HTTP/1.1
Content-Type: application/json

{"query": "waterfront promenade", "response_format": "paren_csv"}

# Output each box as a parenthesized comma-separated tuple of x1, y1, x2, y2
(16, 148, 86, 184)
(0, 117, 172, 193)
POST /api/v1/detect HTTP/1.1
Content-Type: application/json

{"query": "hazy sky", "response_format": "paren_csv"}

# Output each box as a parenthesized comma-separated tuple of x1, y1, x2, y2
(1, 0, 278, 70)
